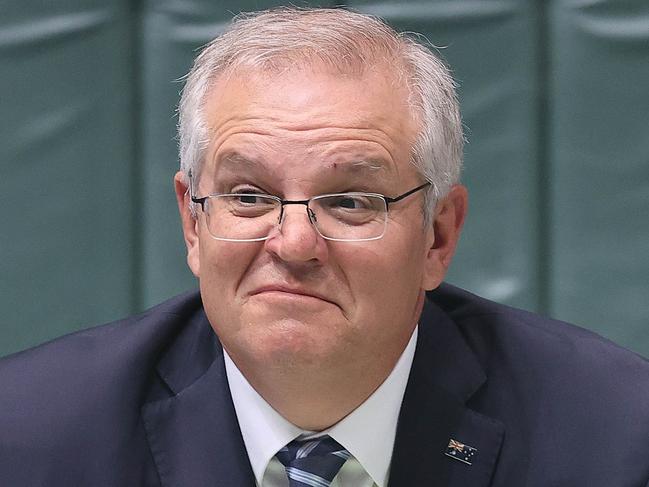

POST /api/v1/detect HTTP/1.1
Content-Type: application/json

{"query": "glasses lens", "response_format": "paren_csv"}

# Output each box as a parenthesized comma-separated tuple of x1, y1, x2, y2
(311, 193, 387, 241)
(204, 194, 280, 241)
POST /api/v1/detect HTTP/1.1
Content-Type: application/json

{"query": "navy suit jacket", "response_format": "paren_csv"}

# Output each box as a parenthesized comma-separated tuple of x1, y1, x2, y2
(1, 284, 648, 486)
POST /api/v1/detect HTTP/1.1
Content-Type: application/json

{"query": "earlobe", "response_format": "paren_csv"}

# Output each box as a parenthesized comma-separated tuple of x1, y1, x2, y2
(174, 171, 201, 277)
(421, 185, 468, 290)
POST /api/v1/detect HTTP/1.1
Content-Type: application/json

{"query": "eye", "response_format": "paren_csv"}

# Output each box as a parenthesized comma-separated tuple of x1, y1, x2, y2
(230, 184, 265, 195)
(233, 194, 271, 205)
(234, 194, 254, 204)
(222, 193, 278, 219)
(227, 184, 271, 201)
(326, 194, 375, 210)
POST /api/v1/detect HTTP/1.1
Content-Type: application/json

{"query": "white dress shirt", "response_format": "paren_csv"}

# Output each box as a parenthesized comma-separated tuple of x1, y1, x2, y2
(223, 326, 418, 487)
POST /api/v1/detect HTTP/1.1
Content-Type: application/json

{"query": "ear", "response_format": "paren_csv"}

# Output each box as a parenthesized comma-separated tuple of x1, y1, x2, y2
(174, 171, 201, 277)
(421, 184, 468, 290)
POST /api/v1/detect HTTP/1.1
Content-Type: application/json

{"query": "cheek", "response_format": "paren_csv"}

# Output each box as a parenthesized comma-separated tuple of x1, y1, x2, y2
(198, 240, 260, 309)
(197, 240, 267, 358)
(341, 240, 426, 325)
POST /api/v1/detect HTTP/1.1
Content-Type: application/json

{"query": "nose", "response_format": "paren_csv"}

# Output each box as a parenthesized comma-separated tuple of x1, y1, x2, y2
(264, 204, 328, 263)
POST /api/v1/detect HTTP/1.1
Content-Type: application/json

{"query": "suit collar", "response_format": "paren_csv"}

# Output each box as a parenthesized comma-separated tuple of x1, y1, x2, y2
(141, 309, 255, 486)
(414, 292, 487, 402)
(154, 305, 218, 395)
(388, 293, 504, 487)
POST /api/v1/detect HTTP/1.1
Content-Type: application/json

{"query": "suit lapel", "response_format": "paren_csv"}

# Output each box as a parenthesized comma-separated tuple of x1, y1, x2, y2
(141, 311, 255, 487)
(388, 295, 504, 487)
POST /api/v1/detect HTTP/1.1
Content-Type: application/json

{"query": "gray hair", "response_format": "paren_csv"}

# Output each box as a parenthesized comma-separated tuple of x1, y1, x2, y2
(178, 7, 463, 222)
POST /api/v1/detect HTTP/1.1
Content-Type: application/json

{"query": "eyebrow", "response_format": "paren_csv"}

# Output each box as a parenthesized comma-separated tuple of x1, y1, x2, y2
(216, 153, 261, 171)
(330, 159, 388, 174)
(216, 152, 390, 175)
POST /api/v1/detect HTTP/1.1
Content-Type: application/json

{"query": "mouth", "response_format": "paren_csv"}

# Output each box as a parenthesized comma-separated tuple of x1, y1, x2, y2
(250, 285, 337, 306)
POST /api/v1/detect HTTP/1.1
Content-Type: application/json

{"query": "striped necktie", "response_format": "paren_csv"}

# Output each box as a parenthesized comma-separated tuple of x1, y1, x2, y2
(276, 435, 351, 487)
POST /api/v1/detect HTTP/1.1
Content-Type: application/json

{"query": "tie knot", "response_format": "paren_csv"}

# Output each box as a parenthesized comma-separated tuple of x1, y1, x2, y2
(276, 436, 351, 486)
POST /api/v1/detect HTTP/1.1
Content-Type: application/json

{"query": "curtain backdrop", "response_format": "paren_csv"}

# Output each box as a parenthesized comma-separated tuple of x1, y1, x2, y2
(2, 0, 648, 358)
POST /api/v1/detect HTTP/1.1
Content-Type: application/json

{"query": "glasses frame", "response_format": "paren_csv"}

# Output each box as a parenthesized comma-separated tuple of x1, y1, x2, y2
(188, 169, 431, 242)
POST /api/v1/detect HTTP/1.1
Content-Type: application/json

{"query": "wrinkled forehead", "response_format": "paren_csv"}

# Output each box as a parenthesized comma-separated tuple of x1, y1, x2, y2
(197, 63, 419, 183)
(204, 62, 418, 137)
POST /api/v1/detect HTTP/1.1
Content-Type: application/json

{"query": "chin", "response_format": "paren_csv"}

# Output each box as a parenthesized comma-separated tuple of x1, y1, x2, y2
(239, 317, 346, 368)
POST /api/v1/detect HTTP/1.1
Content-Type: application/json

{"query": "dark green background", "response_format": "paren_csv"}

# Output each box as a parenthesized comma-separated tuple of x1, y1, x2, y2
(2, 0, 648, 358)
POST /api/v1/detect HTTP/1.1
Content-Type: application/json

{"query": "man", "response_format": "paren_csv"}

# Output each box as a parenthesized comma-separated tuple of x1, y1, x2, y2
(1, 7, 648, 487)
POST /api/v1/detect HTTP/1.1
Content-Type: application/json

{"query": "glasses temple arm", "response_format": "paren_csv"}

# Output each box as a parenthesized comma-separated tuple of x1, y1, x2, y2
(187, 169, 207, 210)
(384, 182, 431, 205)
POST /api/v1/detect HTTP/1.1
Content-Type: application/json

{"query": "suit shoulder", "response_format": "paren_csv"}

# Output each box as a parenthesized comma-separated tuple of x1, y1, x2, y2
(0, 292, 204, 482)
(428, 283, 649, 390)
(0, 290, 203, 422)
(1, 290, 203, 368)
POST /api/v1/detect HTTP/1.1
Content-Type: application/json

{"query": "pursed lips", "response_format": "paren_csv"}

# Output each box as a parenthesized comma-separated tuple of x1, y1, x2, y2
(250, 285, 338, 306)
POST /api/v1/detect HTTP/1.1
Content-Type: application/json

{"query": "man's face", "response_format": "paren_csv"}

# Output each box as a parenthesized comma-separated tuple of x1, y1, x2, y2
(176, 65, 465, 377)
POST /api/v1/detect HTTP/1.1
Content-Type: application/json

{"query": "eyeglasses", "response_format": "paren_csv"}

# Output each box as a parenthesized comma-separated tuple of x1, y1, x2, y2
(188, 170, 430, 242)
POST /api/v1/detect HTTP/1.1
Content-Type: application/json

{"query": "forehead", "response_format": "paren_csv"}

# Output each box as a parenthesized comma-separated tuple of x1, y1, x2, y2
(201, 65, 418, 181)
(208, 62, 410, 113)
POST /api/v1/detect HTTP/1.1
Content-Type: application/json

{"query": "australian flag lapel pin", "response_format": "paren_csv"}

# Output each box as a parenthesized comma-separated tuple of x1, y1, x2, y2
(445, 438, 478, 465)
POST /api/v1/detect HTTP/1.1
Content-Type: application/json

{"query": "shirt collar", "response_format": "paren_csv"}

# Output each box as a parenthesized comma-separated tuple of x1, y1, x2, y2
(224, 326, 418, 487)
